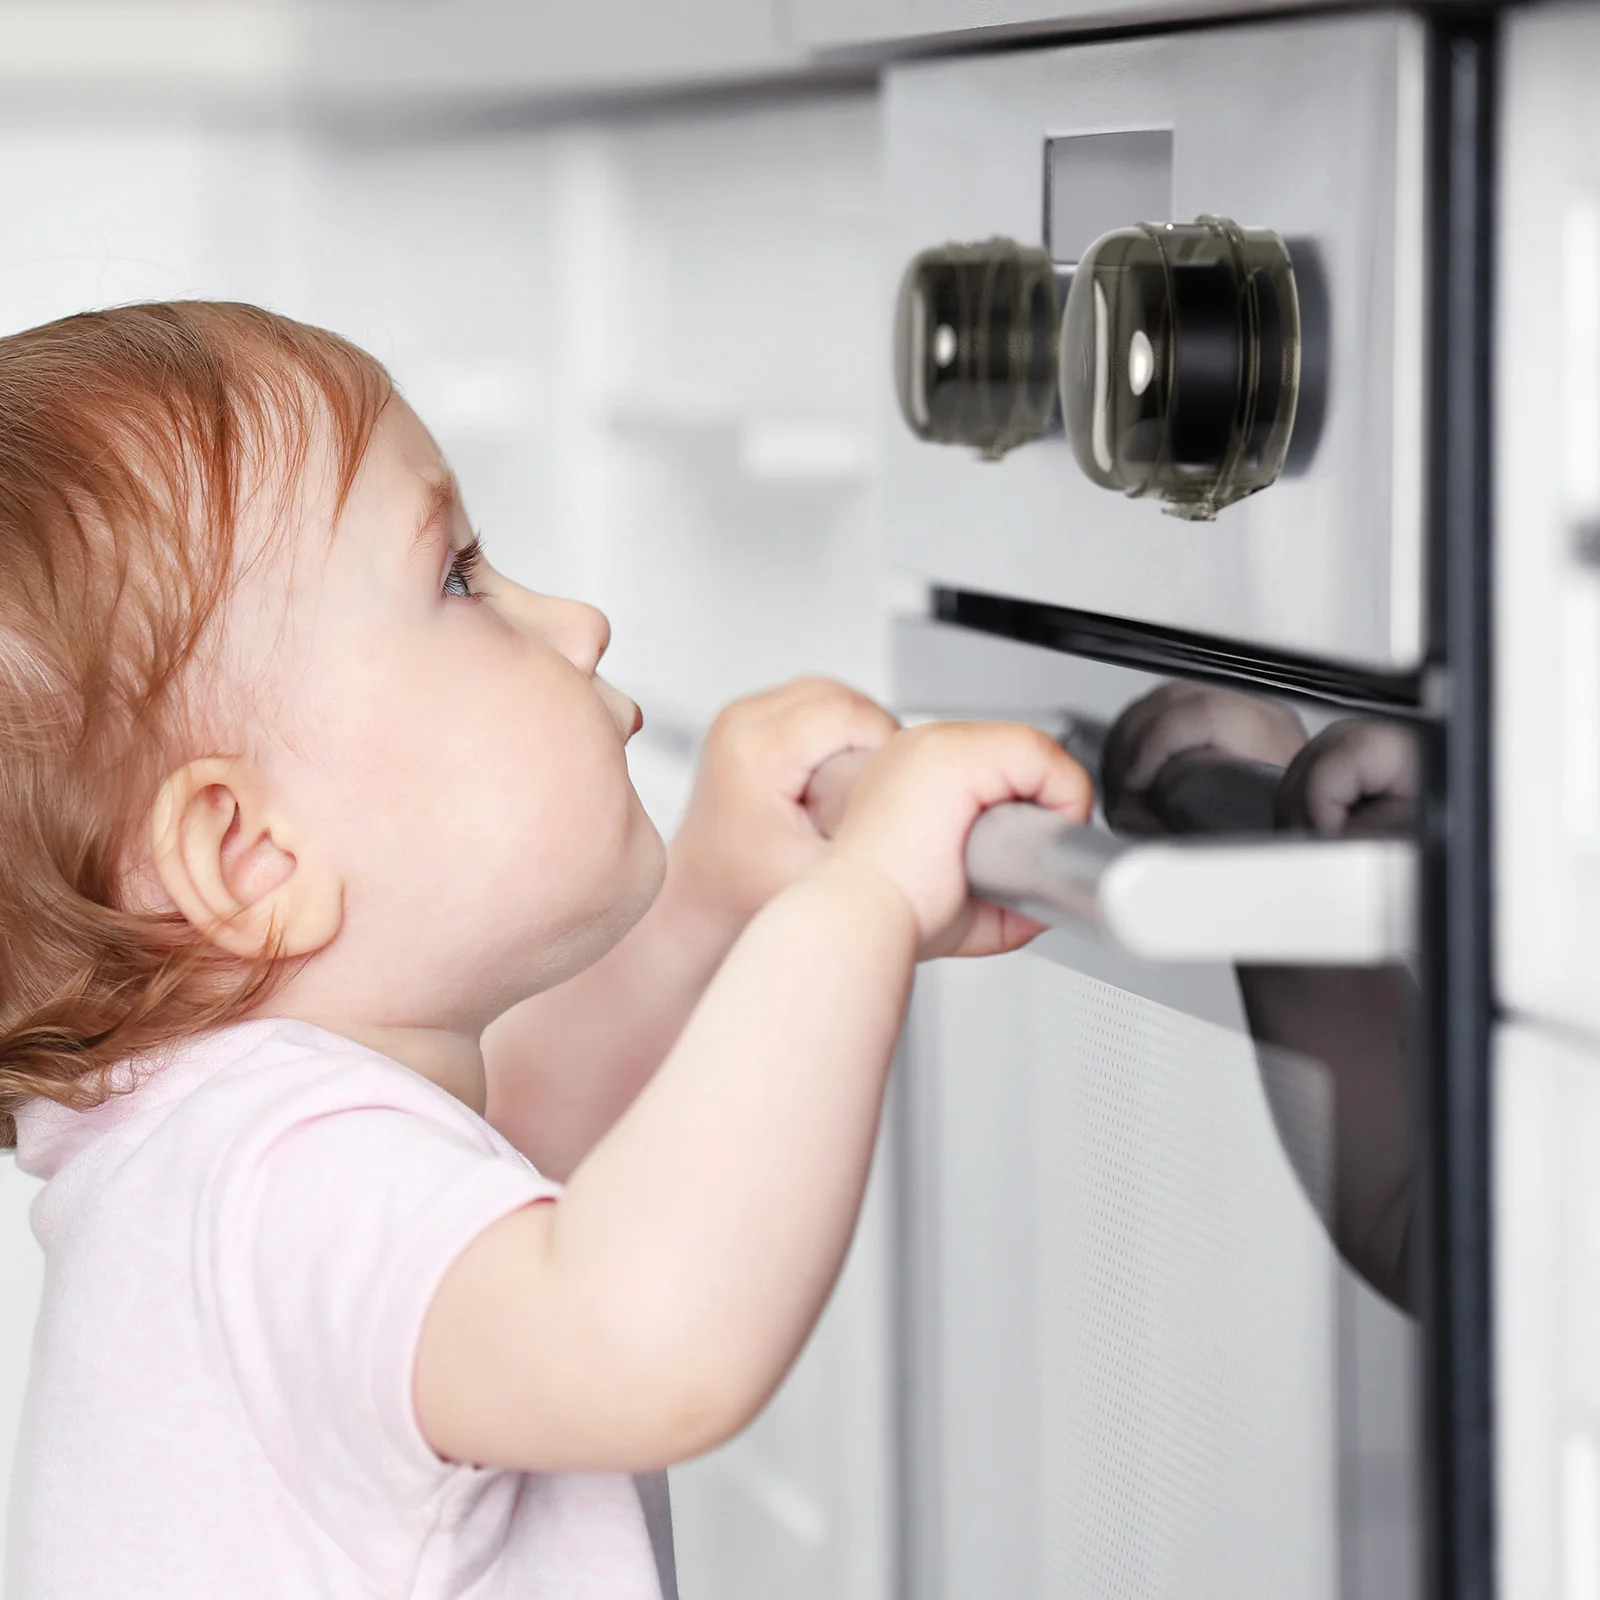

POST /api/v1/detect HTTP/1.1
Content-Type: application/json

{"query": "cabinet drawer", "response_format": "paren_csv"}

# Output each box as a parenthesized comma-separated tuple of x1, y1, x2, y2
(1495, 1020, 1600, 1600)
(1495, 2, 1600, 1035)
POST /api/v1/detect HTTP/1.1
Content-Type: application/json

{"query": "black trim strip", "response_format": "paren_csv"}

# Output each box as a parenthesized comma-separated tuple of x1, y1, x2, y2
(932, 586, 1428, 715)
(1418, 15, 1497, 1600)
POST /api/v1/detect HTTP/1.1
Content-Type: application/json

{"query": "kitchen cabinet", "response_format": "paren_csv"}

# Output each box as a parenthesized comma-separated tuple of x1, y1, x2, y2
(0, 1, 299, 101)
(1492, 18, 1600, 1598)
(668, 1138, 895, 1600)
(307, 0, 798, 107)
(298, 92, 896, 1600)
(789, 0, 1481, 54)
(1495, 1, 1600, 1038)
(790, 0, 1277, 53)
(1495, 1020, 1600, 1600)
(302, 90, 887, 733)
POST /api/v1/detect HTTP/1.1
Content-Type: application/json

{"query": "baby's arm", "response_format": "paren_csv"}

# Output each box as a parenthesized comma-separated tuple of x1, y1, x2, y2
(482, 678, 898, 1180)
(416, 721, 1091, 1474)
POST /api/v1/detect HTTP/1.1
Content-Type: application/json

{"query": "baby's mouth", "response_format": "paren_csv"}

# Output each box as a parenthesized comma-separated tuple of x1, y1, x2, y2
(598, 677, 643, 743)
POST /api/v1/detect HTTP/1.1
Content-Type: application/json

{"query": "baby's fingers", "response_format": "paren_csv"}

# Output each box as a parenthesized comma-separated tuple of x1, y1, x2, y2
(1280, 721, 1419, 836)
(767, 681, 900, 801)
(1102, 684, 1306, 835)
(932, 901, 1050, 961)
(945, 720, 1095, 822)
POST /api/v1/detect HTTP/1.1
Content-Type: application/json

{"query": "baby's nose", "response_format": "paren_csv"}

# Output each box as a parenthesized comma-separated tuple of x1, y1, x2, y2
(554, 598, 611, 675)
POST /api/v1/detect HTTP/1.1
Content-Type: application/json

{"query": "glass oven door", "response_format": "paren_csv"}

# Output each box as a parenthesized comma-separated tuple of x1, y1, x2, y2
(888, 618, 1424, 1600)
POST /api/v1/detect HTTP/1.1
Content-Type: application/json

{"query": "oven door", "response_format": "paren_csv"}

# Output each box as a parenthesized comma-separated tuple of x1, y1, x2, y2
(890, 618, 1424, 1600)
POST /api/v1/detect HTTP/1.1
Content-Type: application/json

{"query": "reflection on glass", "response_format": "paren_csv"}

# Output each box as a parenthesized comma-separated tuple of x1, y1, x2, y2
(1094, 684, 1420, 1312)
(1100, 683, 1418, 1312)
(1092, 680, 1422, 1598)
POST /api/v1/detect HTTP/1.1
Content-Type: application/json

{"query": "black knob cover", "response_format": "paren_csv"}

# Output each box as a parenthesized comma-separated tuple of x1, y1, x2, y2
(1058, 216, 1300, 520)
(893, 237, 1060, 461)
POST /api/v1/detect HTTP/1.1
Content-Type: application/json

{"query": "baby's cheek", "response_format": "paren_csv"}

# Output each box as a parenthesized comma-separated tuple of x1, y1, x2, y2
(517, 721, 630, 861)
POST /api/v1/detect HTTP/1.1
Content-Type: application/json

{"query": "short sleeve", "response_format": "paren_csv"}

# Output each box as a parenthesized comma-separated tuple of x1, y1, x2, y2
(208, 1098, 558, 1521)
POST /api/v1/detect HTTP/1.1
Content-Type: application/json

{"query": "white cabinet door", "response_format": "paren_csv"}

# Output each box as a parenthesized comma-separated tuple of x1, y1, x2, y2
(300, 92, 887, 735)
(668, 1138, 896, 1600)
(1495, 1020, 1600, 1600)
(1495, 2, 1600, 1036)
(309, 0, 795, 104)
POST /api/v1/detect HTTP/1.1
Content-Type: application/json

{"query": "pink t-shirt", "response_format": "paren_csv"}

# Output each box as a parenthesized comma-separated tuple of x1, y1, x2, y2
(5, 1015, 674, 1600)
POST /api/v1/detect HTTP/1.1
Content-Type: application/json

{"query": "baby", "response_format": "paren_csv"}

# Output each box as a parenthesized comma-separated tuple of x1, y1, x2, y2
(0, 302, 1089, 1598)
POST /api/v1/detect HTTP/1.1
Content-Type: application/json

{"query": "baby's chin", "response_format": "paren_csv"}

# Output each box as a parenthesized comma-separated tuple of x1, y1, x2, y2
(538, 814, 668, 988)
(615, 811, 669, 929)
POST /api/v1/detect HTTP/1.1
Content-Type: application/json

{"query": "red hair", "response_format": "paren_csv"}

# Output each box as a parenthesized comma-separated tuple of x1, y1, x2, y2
(0, 301, 393, 1148)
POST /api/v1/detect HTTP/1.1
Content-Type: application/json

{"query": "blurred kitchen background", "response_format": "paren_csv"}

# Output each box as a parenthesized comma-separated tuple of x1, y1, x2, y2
(0, 3, 903, 1594)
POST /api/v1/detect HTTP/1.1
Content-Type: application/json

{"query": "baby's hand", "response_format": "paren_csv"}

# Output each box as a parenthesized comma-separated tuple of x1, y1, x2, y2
(670, 677, 900, 931)
(1101, 682, 1309, 836)
(826, 721, 1094, 960)
(1275, 719, 1419, 837)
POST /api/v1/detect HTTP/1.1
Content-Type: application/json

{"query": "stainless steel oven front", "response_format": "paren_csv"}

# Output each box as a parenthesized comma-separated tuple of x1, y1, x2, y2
(890, 621, 1425, 1600)
(881, 11, 1491, 1600)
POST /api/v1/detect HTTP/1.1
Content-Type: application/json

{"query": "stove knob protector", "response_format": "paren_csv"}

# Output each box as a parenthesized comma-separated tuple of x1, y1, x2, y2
(1058, 216, 1301, 521)
(893, 237, 1061, 461)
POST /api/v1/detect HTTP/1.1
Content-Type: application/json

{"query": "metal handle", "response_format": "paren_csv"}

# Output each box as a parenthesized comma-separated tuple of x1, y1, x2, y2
(803, 745, 1415, 964)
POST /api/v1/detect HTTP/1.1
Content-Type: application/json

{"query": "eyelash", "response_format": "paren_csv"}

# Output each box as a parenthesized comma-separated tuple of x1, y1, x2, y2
(443, 534, 485, 599)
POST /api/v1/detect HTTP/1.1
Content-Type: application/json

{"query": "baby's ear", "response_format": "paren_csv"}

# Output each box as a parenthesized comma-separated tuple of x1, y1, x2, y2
(147, 756, 342, 960)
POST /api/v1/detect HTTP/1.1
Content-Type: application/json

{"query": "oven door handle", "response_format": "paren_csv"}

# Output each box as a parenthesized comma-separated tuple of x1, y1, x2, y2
(964, 802, 1414, 964)
(804, 748, 1415, 964)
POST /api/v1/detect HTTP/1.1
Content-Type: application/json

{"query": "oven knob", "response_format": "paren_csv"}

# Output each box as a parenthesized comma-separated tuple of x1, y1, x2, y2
(893, 237, 1060, 460)
(1058, 216, 1300, 520)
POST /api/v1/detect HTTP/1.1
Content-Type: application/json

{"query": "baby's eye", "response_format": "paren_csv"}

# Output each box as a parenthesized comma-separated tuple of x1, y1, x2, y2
(444, 535, 484, 599)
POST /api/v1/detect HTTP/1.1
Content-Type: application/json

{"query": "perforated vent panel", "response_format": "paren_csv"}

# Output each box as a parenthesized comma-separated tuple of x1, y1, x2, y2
(1027, 962, 1340, 1600)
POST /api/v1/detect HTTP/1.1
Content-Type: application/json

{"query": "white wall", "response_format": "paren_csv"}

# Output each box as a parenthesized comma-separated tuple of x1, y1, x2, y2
(0, 86, 896, 1600)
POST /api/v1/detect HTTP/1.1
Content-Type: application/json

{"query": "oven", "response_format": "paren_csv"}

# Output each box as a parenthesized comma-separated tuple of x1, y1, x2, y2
(874, 11, 1493, 1598)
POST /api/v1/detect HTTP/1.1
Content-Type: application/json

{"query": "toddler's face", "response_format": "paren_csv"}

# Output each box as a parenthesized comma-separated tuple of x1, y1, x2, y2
(227, 395, 666, 1031)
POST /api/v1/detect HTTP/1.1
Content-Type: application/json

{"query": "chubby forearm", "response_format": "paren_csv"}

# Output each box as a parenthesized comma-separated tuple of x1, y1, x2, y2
(419, 718, 1087, 1477)
(482, 858, 741, 1179)
(544, 858, 916, 1452)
